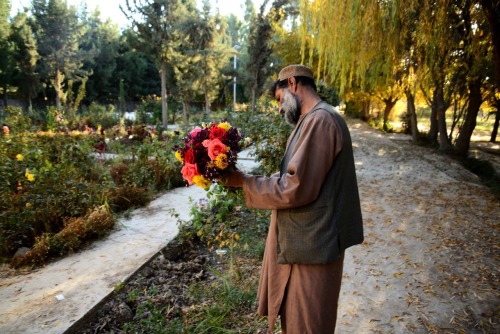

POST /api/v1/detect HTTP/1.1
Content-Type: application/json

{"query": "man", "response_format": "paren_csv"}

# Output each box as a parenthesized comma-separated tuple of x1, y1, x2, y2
(222, 64, 364, 333)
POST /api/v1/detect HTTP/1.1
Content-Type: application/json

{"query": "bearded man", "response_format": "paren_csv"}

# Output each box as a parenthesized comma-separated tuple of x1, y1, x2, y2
(222, 64, 364, 333)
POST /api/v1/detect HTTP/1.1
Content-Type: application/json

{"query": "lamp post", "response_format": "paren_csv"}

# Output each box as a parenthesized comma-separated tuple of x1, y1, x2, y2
(233, 45, 241, 111)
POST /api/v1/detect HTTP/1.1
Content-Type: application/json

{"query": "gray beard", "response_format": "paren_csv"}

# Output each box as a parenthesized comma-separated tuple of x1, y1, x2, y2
(282, 90, 301, 126)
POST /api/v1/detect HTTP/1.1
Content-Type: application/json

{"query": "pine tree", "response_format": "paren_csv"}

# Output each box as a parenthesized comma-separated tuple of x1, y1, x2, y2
(32, 0, 93, 110)
(10, 12, 39, 111)
(0, 0, 13, 107)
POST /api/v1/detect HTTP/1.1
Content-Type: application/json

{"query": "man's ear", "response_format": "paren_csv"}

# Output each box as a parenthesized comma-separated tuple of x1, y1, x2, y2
(287, 77, 297, 92)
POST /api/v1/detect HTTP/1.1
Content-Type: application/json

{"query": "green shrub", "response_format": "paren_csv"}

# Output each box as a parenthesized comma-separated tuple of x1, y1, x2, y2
(2, 106, 32, 132)
(245, 111, 291, 175)
(0, 132, 109, 259)
(179, 184, 245, 251)
(79, 103, 119, 130)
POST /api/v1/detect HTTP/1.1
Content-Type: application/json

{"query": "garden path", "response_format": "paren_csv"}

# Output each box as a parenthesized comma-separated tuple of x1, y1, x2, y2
(0, 150, 259, 334)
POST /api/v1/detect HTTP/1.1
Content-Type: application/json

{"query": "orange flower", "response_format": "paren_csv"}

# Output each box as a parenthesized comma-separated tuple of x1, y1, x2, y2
(181, 163, 198, 185)
(207, 139, 227, 160)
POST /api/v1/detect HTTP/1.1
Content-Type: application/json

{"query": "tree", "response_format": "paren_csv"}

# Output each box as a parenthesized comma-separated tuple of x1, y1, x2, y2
(245, 0, 286, 113)
(80, 8, 120, 103)
(479, 0, 500, 92)
(171, 0, 230, 120)
(32, 0, 92, 110)
(478, 0, 500, 143)
(300, 0, 495, 157)
(172, 5, 201, 123)
(453, 0, 491, 157)
(10, 12, 39, 111)
(0, 0, 13, 107)
(196, 1, 230, 115)
(300, 0, 403, 130)
(122, 0, 186, 128)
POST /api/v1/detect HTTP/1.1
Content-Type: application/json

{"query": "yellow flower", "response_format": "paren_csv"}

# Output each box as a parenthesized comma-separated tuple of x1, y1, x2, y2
(218, 122, 231, 132)
(215, 153, 229, 170)
(16, 154, 23, 161)
(25, 169, 35, 182)
(192, 175, 212, 189)
(174, 150, 183, 162)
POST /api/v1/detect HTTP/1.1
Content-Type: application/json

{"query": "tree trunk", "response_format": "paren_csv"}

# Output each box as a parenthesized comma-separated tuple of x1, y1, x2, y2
(204, 89, 210, 115)
(437, 86, 451, 151)
(382, 97, 397, 132)
(182, 100, 189, 124)
(428, 90, 439, 144)
(161, 61, 169, 129)
(490, 99, 499, 142)
(362, 98, 371, 121)
(479, 0, 500, 91)
(2, 85, 7, 108)
(54, 69, 64, 111)
(455, 79, 483, 157)
(251, 86, 256, 116)
(405, 90, 419, 142)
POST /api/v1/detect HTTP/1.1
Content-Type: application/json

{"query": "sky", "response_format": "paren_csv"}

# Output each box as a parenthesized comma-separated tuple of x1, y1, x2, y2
(10, 0, 263, 28)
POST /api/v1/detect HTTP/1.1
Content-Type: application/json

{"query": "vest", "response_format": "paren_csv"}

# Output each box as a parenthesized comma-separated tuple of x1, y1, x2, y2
(276, 101, 364, 264)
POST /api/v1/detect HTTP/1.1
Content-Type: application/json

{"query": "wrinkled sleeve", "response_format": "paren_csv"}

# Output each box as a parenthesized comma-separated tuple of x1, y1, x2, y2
(242, 109, 343, 210)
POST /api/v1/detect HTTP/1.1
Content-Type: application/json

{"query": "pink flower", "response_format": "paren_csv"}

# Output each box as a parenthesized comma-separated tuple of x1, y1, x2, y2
(190, 126, 202, 137)
(202, 139, 211, 148)
(207, 138, 227, 160)
(181, 163, 199, 185)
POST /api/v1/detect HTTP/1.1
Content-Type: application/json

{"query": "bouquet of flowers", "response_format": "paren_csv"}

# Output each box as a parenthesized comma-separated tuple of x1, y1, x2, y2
(174, 121, 249, 189)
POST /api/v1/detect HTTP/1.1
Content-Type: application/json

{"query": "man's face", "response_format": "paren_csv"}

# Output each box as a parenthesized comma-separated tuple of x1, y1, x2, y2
(276, 88, 301, 126)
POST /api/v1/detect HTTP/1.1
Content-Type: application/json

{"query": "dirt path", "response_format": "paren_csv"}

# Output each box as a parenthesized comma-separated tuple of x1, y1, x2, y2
(338, 120, 499, 333)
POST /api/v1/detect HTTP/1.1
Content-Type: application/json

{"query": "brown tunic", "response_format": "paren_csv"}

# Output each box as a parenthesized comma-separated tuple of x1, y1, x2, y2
(241, 108, 347, 333)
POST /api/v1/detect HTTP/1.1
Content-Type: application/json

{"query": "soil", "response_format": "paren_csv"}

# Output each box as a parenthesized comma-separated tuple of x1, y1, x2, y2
(74, 239, 242, 333)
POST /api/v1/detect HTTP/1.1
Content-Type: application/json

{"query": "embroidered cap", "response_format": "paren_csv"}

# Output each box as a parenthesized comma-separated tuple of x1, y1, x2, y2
(278, 64, 314, 81)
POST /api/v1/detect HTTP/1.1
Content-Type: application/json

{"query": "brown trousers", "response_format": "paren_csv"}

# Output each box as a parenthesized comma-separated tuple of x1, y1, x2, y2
(279, 253, 345, 334)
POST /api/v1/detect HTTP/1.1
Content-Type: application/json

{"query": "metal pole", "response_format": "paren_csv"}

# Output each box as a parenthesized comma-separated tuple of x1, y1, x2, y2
(233, 54, 237, 111)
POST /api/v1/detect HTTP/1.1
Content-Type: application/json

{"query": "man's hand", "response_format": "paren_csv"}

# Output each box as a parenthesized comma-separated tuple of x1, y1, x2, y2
(219, 170, 245, 188)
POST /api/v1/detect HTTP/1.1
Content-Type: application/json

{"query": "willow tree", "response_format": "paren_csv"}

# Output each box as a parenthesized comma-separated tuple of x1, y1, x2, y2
(453, 1, 492, 157)
(300, 0, 404, 130)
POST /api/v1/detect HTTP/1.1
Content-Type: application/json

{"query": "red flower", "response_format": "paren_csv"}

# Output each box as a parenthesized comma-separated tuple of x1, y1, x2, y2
(184, 148, 195, 164)
(209, 126, 227, 140)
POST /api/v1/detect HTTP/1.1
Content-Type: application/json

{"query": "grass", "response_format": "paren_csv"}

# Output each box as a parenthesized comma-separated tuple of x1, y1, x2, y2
(113, 203, 270, 333)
